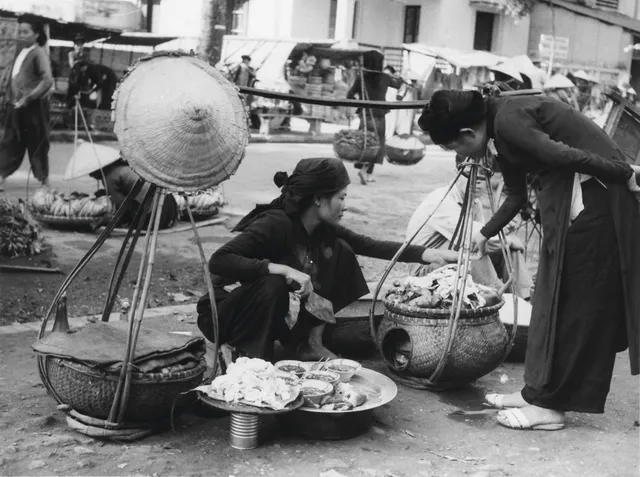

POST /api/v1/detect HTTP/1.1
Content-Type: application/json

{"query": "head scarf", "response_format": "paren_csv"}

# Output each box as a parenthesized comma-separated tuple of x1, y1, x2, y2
(233, 157, 351, 232)
(418, 90, 487, 145)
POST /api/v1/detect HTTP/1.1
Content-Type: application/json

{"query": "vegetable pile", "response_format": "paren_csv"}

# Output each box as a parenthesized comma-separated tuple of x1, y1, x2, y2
(0, 196, 44, 258)
(333, 129, 380, 150)
(30, 189, 115, 219)
(386, 265, 501, 310)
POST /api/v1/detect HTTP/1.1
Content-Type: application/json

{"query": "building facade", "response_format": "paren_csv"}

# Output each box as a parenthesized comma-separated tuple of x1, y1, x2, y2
(231, 0, 530, 56)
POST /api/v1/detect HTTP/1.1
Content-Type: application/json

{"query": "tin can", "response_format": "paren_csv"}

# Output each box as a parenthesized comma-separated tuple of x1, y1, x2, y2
(229, 413, 259, 450)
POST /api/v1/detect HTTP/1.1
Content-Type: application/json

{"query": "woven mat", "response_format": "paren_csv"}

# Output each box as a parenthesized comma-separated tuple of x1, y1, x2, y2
(33, 321, 206, 373)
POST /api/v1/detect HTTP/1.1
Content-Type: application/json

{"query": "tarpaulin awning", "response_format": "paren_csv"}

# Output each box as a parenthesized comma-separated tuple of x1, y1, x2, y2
(403, 43, 503, 69)
(98, 32, 179, 47)
(0, 9, 119, 43)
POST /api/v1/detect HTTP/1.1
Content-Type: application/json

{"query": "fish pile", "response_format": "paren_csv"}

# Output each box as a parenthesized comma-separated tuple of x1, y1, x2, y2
(196, 357, 300, 410)
(386, 265, 501, 310)
(30, 189, 115, 219)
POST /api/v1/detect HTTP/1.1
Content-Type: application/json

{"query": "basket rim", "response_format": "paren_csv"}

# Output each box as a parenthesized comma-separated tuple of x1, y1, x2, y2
(43, 355, 207, 383)
(31, 213, 107, 225)
(382, 298, 505, 318)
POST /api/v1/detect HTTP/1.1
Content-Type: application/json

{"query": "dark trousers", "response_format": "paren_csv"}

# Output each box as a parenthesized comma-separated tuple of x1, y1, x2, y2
(0, 99, 50, 182)
(197, 276, 322, 361)
(355, 113, 386, 174)
(522, 180, 627, 413)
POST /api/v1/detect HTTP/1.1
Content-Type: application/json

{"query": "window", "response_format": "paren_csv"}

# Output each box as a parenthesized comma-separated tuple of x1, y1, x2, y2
(473, 12, 495, 51)
(595, 0, 619, 9)
(403, 6, 421, 44)
(329, 0, 338, 39)
(352, 0, 360, 39)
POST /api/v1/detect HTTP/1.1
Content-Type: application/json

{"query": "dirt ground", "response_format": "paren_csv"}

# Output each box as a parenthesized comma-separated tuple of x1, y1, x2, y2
(0, 143, 637, 476)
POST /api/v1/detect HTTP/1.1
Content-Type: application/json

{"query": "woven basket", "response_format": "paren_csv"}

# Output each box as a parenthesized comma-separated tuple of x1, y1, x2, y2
(503, 323, 528, 362)
(32, 213, 106, 232)
(333, 139, 380, 162)
(42, 356, 206, 422)
(113, 51, 249, 192)
(323, 299, 385, 358)
(386, 146, 425, 166)
(377, 299, 508, 386)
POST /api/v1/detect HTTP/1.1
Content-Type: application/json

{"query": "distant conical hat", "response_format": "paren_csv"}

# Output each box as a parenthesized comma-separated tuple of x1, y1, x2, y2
(113, 51, 249, 192)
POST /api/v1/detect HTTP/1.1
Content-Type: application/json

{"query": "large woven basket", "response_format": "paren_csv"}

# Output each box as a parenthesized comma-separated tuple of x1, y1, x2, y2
(377, 299, 508, 387)
(386, 146, 425, 166)
(333, 142, 380, 162)
(42, 356, 206, 422)
(113, 51, 249, 192)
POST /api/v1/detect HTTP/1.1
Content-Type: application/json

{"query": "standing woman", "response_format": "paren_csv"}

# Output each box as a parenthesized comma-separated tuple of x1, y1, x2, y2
(418, 90, 640, 430)
(0, 16, 53, 192)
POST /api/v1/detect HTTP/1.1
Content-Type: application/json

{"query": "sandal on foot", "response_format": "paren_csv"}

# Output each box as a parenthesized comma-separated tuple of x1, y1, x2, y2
(497, 408, 565, 431)
(485, 393, 519, 409)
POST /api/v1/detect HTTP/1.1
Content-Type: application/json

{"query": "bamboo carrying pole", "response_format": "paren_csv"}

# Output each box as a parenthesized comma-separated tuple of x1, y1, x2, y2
(368, 154, 519, 388)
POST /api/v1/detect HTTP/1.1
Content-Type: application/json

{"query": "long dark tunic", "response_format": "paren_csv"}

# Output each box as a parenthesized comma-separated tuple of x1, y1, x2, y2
(198, 209, 426, 358)
(482, 95, 640, 412)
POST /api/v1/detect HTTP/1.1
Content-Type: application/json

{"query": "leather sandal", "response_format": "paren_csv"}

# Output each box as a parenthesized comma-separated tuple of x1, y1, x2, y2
(497, 408, 565, 431)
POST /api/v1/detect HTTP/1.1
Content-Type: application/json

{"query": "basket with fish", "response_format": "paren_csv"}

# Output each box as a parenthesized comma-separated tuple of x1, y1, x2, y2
(377, 264, 509, 389)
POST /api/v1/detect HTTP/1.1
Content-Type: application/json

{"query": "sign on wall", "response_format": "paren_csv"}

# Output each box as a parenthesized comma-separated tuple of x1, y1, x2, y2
(539, 34, 569, 61)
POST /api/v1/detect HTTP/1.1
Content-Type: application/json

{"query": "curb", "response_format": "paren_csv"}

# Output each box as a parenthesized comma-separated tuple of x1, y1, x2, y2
(0, 303, 197, 336)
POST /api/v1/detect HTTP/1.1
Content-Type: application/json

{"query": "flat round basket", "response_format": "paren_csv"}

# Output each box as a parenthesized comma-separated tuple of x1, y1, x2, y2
(113, 51, 249, 192)
(32, 213, 107, 232)
(386, 146, 425, 166)
(41, 356, 207, 422)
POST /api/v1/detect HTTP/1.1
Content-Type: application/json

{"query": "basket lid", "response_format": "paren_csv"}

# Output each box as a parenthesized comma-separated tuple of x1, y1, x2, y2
(113, 51, 249, 192)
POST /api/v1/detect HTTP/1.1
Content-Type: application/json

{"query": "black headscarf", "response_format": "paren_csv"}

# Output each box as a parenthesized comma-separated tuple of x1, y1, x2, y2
(233, 157, 351, 232)
(418, 90, 487, 145)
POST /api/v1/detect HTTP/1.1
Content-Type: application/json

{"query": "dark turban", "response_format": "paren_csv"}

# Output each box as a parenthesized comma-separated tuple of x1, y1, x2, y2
(233, 157, 350, 231)
(417, 90, 487, 145)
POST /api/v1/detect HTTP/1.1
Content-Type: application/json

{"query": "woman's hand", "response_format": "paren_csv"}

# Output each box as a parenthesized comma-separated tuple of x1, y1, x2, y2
(14, 97, 27, 109)
(268, 263, 313, 297)
(471, 230, 489, 257)
(628, 165, 640, 194)
(507, 235, 525, 252)
(421, 249, 458, 265)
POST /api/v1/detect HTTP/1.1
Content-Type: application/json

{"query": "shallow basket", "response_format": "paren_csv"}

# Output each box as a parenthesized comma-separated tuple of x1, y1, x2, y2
(386, 145, 425, 166)
(41, 356, 206, 422)
(32, 213, 110, 233)
(377, 299, 508, 388)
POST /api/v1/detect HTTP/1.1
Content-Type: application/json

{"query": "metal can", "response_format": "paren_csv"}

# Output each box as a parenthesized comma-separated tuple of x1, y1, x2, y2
(229, 413, 259, 450)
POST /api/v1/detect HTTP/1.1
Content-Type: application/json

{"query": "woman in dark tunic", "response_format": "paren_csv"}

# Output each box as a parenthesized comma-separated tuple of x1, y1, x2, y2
(89, 159, 178, 230)
(418, 90, 640, 430)
(197, 157, 457, 362)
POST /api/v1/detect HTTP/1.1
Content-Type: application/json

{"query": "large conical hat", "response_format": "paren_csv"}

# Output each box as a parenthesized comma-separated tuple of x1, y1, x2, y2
(64, 141, 121, 180)
(112, 51, 249, 192)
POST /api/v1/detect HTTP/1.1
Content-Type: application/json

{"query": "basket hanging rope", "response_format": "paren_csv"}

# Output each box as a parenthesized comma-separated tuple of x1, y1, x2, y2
(35, 51, 248, 439)
(113, 51, 249, 192)
(368, 154, 519, 390)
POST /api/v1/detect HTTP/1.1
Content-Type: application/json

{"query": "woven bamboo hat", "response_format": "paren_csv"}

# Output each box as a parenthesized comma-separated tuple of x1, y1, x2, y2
(113, 51, 249, 192)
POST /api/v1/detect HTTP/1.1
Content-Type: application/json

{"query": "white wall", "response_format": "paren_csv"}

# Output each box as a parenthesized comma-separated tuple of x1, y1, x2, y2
(290, 0, 332, 38)
(153, 0, 205, 36)
(356, 0, 404, 46)
(244, 0, 294, 38)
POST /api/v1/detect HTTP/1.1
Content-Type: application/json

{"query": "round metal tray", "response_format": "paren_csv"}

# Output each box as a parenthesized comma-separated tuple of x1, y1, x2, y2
(198, 393, 304, 415)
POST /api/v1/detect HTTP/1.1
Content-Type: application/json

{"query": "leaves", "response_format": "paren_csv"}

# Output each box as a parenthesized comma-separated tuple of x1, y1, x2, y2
(0, 197, 45, 258)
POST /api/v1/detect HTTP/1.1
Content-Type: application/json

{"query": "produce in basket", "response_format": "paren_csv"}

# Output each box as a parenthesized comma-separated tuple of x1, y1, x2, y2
(173, 188, 225, 213)
(333, 129, 380, 150)
(30, 189, 116, 219)
(385, 264, 501, 310)
(386, 134, 426, 166)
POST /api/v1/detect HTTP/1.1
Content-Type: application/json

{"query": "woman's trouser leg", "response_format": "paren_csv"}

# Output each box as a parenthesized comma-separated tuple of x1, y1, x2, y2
(23, 99, 50, 183)
(197, 276, 290, 361)
(521, 182, 627, 413)
(0, 105, 27, 179)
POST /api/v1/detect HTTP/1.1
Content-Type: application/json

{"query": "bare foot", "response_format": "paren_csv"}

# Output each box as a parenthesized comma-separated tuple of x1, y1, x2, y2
(358, 169, 367, 185)
(296, 342, 337, 361)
